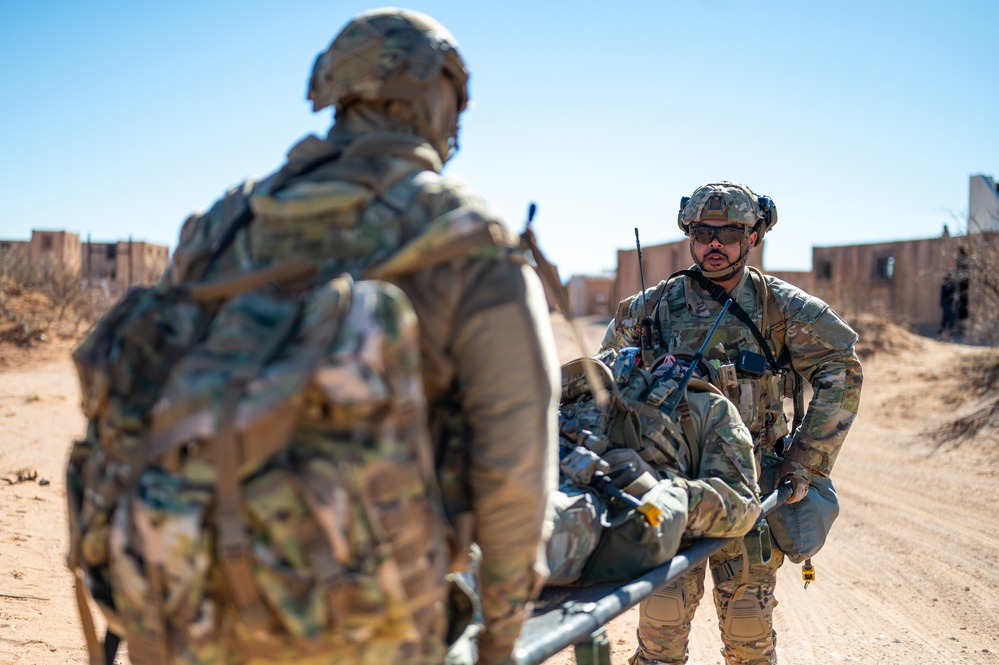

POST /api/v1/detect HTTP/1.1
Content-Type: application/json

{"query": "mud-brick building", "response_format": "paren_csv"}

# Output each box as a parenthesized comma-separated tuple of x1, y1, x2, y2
(81, 236, 171, 291)
(809, 234, 963, 329)
(566, 274, 615, 318)
(0, 229, 83, 274)
(0, 229, 169, 292)
(810, 175, 999, 332)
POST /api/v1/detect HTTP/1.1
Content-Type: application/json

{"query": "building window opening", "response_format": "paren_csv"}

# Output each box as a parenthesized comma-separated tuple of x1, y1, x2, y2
(106, 245, 117, 259)
(875, 255, 895, 280)
(817, 260, 833, 281)
(41, 236, 53, 251)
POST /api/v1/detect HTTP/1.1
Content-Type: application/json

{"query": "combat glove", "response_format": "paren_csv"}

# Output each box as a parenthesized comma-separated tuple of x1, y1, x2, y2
(778, 457, 812, 504)
(602, 448, 658, 495)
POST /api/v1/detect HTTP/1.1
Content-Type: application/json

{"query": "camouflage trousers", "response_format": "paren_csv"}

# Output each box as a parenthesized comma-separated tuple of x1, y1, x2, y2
(631, 538, 785, 665)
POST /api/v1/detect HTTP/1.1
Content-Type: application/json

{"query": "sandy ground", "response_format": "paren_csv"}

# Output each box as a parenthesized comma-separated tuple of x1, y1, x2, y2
(1, 314, 998, 664)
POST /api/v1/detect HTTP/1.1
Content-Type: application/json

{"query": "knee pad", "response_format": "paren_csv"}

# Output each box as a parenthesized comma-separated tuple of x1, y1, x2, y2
(721, 587, 770, 643)
(641, 580, 685, 626)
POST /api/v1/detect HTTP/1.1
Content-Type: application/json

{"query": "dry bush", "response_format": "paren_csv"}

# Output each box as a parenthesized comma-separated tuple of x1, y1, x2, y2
(945, 210, 999, 345)
(0, 254, 114, 348)
(961, 236, 999, 345)
(935, 349, 999, 445)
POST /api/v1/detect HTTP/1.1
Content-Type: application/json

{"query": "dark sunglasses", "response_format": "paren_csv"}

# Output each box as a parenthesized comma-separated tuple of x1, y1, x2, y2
(689, 224, 745, 245)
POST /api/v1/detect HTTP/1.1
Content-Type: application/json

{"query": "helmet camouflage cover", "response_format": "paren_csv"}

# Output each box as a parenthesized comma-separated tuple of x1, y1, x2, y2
(677, 181, 777, 247)
(308, 8, 470, 113)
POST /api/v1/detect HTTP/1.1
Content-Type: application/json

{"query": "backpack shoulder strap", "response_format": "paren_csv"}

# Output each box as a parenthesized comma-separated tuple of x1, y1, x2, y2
(748, 267, 790, 364)
(652, 275, 682, 347)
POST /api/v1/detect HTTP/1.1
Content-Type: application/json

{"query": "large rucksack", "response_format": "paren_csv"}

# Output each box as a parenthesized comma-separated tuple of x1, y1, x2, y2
(67, 251, 450, 662)
(66, 130, 551, 664)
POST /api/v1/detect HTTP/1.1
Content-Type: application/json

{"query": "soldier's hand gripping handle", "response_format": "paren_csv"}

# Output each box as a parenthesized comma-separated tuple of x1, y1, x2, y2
(777, 457, 812, 504)
(591, 474, 665, 526)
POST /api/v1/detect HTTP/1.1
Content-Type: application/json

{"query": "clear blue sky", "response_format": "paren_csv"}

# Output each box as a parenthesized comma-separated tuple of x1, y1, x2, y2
(2, 1, 997, 278)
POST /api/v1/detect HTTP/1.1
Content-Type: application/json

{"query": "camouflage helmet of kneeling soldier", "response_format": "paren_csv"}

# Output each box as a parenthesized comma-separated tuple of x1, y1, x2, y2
(677, 181, 778, 280)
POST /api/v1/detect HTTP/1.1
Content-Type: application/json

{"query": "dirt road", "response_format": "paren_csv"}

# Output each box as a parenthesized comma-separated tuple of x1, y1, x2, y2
(1, 316, 997, 664)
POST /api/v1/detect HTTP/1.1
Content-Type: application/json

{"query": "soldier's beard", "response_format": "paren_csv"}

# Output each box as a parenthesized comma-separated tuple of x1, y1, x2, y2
(691, 244, 748, 282)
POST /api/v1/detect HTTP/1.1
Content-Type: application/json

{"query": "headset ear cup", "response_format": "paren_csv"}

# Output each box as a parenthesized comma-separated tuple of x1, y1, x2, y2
(755, 195, 776, 243)
(758, 196, 774, 230)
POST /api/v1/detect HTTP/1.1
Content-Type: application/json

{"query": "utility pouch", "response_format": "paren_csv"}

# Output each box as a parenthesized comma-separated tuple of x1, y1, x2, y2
(715, 362, 739, 396)
(743, 516, 773, 567)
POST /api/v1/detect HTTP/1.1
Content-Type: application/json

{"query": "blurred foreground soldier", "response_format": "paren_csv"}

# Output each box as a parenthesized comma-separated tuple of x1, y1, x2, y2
(546, 349, 760, 588)
(253, 11, 561, 664)
(68, 8, 558, 665)
(602, 182, 862, 665)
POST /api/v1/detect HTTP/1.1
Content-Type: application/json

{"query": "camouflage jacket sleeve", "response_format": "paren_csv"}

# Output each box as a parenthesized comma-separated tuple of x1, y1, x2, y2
(668, 391, 761, 539)
(599, 282, 667, 351)
(393, 183, 560, 665)
(774, 282, 864, 477)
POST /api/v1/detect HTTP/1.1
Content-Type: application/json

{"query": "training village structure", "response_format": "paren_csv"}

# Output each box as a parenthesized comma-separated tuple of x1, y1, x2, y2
(570, 175, 999, 336)
(0, 229, 170, 293)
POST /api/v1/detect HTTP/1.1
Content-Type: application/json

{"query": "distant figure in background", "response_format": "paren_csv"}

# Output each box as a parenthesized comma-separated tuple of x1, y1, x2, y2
(938, 271, 957, 336)
(955, 272, 971, 336)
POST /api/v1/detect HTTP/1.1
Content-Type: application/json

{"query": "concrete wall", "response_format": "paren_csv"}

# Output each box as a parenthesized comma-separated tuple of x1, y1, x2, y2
(810, 235, 961, 328)
(566, 274, 615, 318)
(969, 174, 999, 233)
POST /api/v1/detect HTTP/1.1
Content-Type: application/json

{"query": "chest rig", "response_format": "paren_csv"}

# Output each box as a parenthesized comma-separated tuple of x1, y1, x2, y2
(647, 268, 796, 456)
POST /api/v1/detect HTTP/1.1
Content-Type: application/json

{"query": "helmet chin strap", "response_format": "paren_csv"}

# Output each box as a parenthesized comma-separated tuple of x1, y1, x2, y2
(689, 236, 750, 282)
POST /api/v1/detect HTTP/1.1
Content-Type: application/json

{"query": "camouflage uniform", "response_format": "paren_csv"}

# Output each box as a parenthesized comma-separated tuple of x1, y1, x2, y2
(547, 351, 761, 587)
(603, 183, 863, 665)
(157, 10, 559, 665)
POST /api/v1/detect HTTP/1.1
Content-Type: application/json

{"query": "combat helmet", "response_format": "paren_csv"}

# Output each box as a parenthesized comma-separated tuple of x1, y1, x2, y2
(677, 181, 777, 280)
(308, 8, 469, 115)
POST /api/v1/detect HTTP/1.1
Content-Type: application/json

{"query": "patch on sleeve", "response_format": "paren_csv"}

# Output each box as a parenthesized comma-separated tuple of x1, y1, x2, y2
(800, 304, 859, 351)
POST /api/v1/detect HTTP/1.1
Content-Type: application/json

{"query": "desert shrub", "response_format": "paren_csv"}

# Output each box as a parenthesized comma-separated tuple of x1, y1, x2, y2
(0, 254, 114, 346)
